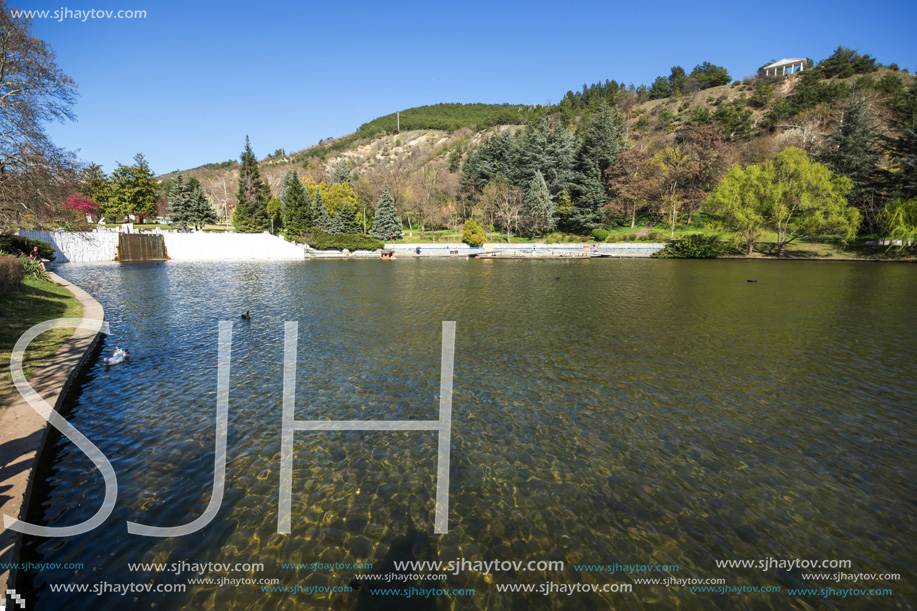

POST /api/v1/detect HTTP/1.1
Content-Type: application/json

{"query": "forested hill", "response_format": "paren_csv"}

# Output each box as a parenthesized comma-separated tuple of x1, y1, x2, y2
(357, 103, 544, 136)
(159, 45, 914, 243)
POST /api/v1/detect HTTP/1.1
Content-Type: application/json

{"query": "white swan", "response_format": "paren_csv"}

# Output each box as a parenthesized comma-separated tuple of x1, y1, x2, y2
(104, 347, 129, 367)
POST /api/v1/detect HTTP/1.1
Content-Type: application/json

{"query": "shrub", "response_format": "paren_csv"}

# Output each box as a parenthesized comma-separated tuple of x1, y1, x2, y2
(306, 232, 383, 251)
(462, 219, 486, 247)
(0, 235, 55, 260)
(652, 233, 725, 258)
(591, 228, 610, 242)
(21, 257, 51, 281)
(647, 231, 662, 242)
(0, 256, 25, 297)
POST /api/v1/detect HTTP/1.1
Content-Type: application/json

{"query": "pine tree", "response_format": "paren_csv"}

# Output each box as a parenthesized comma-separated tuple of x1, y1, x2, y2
(312, 188, 330, 232)
(523, 170, 556, 236)
(232, 136, 270, 232)
(327, 207, 344, 234)
(815, 95, 883, 232)
(569, 103, 625, 232)
(331, 159, 352, 186)
(337, 200, 361, 234)
(282, 169, 311, 238)
(370, 187, 402, 240)
(167, 174, 192, 229)
(189, 188, 217, 226)
(884, 80, 917, 200)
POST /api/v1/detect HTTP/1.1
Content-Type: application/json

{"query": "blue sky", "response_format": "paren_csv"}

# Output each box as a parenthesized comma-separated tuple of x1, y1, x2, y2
(20, 0, 917, 175)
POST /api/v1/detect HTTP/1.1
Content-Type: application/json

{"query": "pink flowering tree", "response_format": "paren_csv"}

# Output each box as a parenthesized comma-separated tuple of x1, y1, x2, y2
(63, 194, 100, 219)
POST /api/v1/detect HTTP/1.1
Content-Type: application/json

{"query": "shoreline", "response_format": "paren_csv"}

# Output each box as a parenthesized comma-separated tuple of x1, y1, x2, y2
(0, 272, 105, 595)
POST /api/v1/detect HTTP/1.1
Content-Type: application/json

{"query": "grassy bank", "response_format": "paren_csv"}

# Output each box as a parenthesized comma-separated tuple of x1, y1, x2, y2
(0, 276, 83, 406)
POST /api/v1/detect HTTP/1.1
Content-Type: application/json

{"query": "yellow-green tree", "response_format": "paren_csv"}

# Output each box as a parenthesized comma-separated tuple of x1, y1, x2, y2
(879, 197, 917, 249)
(705, 147, 859, 256)
(653, 146, 692, 238)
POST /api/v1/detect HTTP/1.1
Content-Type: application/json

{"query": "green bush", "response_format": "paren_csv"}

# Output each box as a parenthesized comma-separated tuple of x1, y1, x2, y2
(21, 257, 51, 282)
(306, 232, 383, 251)
(591, 228, 610, 242)
(0, 256, 25, 297)
(462, 219, 485, 247)
(0, 235, 55, 260)
(652, 233, 725, 258)
(647, 232, 662, 242)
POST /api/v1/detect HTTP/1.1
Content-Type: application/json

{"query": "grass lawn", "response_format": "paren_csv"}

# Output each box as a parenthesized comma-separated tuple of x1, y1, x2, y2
(0, 276, 83, 406)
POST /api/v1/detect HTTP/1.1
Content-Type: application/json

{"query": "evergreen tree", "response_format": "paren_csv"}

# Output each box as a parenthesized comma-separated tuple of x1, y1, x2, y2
(370, 187, 402, 240)
(331, 159, 352, 186)
(649, 76, 671, 100)
(110, 153, 159, 222)
(281, 169, 311, 238)
(688, 62, 731, 90)
(461, 129, 516, 199)
(327, 207, 344, 235)
(815, 95, 883, 232)
(312, 188, 330, 231)
(523, 170, 556, 236)
(232, 136, 270, 232)
(668, 66, 688, 96)
(188, 186, 217, 226)
(167, 174, 193, 228)
(884, 80, 917, 200)
(336, 200, 361, 234)
(569, 103, 625, 231)
(509, 118, 576, 198)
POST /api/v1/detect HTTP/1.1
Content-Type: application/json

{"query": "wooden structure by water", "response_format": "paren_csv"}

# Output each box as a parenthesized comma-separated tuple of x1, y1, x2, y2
(118, 234, 168, 262)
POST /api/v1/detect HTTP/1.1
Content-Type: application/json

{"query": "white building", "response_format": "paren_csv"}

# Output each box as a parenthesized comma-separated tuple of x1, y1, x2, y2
(762, 58, 807, 76)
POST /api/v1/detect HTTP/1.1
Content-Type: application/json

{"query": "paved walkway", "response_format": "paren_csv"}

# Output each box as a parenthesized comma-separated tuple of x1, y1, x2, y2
(0, 272, 104, 594)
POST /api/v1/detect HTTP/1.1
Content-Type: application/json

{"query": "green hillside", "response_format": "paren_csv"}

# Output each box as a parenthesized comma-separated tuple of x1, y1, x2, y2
(358, 103, 543, 134)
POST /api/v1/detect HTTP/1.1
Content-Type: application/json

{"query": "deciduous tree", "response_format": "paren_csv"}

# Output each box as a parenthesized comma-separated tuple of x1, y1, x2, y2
(110, 153, 158, 223)
(0, 2, 80, 224)
(705, 147, 859, 256)
(606, 147, 660, 228)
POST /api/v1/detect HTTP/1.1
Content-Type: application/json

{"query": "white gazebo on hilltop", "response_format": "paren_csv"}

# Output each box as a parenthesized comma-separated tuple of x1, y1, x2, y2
(763, 58, 806, 76)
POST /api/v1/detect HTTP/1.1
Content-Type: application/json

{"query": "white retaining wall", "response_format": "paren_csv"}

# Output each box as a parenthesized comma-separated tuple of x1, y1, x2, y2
(18, 230, 306, 262)
(163, 233, 305, 260)
(18, 230, 118, 262)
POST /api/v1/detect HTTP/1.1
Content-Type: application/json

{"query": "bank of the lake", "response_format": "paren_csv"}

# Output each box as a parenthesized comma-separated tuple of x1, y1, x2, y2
(0, 272, 103, 597)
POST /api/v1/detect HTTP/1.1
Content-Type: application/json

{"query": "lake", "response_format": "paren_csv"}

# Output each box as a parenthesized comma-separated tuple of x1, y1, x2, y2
(18, 259, 917, 610)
